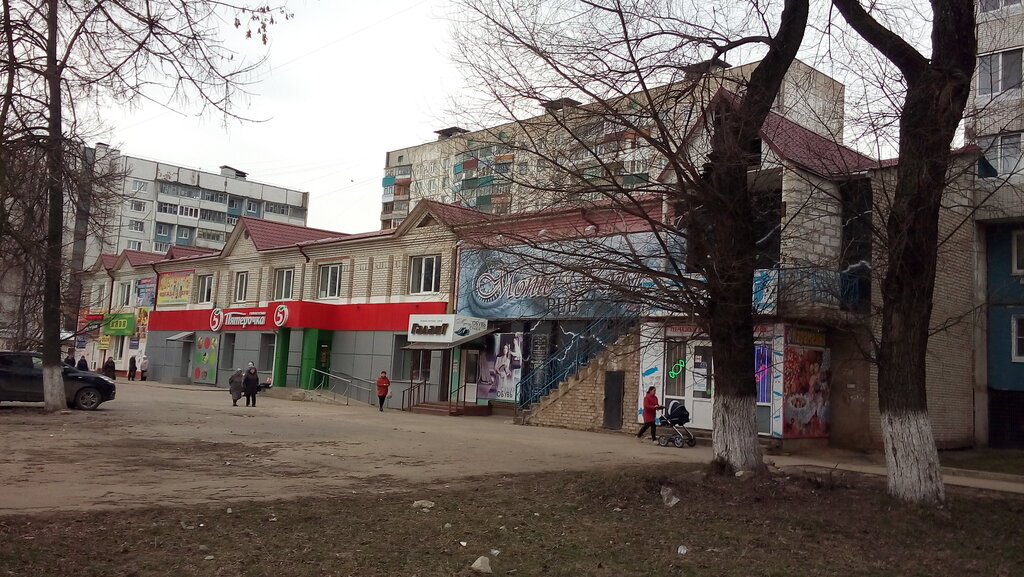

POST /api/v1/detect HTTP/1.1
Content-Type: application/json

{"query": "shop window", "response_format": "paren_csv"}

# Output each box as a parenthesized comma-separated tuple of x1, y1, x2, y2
(234, 271, 248, 302)
(197, 274, 214, 303)
(274, 268, 294, 300)
(221, 333, 236, 369)
(409, 255, 442, 294)
(664, 338, 686, 398)
(318, 264, 341, 299)
(691, 345, 713, 400)
(112, 335, 126, 360)
(402, 349, 431, 381)
(1014, 316, 1024, 362)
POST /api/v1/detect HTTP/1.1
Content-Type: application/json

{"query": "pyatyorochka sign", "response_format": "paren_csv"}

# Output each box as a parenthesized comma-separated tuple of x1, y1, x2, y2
(209, 304, 290, 332)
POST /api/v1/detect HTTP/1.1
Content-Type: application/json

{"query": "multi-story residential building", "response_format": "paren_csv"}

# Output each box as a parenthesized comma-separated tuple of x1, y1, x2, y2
(969, 2, 1024, 447)
(380, 59, 845, 229)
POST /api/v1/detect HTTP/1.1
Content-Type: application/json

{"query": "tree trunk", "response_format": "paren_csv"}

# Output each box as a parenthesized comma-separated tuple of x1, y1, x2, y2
(42, 0, 64, 411)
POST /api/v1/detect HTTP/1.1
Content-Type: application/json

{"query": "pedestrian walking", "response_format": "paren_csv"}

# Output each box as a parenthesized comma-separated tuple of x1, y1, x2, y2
(76, 356, 89, 371)
(242, 365, 260, 407)
(128, 356, 137, 381)
(64, 351, 76, 366)
(102, 357, 116, 380)
(376, 370, 391, 411)
(228, 368, 244, 406)
(636, 386, 664, 443)
(139, 355, 149, 381)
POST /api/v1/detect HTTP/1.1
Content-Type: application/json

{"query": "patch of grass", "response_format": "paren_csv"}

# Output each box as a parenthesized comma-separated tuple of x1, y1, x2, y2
(0, 464, 1022, 577)
(940, 449, 1024, 476)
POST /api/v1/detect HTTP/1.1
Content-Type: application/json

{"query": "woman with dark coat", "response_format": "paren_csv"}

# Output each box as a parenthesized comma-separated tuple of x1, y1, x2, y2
(76, 356, 89, 371)
(102, 357, 116, 380)
(228, 368, 245, 406)
(242, 366, 260, 407)
(127, 356, 138, 381)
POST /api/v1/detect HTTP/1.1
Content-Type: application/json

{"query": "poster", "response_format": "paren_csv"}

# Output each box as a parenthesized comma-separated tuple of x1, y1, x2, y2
(134, 307, 150, 339)
(156, 270, 194, 305)
(136, 277, 156, 307)
(475, 333, 523, 402)
(782, 346, 831, 438)
(102, 313, 135, 336)
(192, 332, 219, 384)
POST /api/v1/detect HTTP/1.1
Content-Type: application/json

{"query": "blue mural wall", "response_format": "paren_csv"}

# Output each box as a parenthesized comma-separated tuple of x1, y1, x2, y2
(987, 224, 1024, 392)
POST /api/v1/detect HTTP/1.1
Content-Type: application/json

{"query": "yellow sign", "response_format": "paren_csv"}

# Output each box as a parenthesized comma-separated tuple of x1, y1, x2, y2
(156, 270, 194, 306)
(98, 335, 110, 350)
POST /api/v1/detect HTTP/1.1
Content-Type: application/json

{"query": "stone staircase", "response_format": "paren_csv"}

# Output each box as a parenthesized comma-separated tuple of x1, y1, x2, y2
(408, 401, 492, 417)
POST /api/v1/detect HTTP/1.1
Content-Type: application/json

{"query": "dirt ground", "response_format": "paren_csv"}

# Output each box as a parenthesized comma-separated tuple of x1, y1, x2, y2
(0, 381, 696, 514)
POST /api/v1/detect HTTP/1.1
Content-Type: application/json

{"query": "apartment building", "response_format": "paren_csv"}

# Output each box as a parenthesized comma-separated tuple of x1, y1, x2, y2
(970, 2, 1024, 447)
(379, 59, 845, 229)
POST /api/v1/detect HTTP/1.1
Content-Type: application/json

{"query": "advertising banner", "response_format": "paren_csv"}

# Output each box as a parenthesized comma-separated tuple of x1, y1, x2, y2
(136, 277, 156, 307)
(782, 344, 831, 438)
(134, 307, 150, 339)
(156, 270, 194, 306)
(191, 332, 219, 384)
(475, 333, 523, 402)
(407, 314, 489, 343)
(102, 313, 136, 336)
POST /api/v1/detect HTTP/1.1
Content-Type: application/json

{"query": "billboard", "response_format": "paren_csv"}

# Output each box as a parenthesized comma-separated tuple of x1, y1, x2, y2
(156, 270, 194, 306)
(102, 313, 136, 336)
(136, 277, 156, 307)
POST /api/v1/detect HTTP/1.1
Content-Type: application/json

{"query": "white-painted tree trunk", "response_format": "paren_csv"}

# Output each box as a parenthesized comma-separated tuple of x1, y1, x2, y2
(712, 393, 764, 473)
(43, 364, 65, 412)
(880, 411, 945, 505)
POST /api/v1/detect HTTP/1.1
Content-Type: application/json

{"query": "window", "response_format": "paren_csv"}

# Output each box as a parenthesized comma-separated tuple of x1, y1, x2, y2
(130, 200, 146, 212)
(981, 0, 1021, 12)
(200, 209, 226, 223)
(112, 335, 126, 360)
(274, 268, 294, 300)
(160, 181, 200, 199)
(127, 240, 142, 251)
(978, 49, 1023, 95)
(179, 206, 199, 219)
(157, 202, 178, 215)
(197, 229, 225, 242)
(155, 223, 171, 237)
(979, 133, 1023, 178)
(234, 271, 248, 302)
(318, 264, 341, 298)
(132, 180, 148, 193)
(246, 200, 259, 213)
(226, 215, 239, 226)
(409, 255, 442, 294)
(382, 202, 395, 213)
(154, 241, 170, 253)
(1014, 316, 1024, 362)
(116, 282, 132, 307)
(228, 198, 241, 210)
(92, 283, 106, 308)
(177, 227, 191, 240)
(197, 274, 214, 303)
(265, 202, 289, 215)
(201, 190, 227, 203)
(128, 220, 145, 232)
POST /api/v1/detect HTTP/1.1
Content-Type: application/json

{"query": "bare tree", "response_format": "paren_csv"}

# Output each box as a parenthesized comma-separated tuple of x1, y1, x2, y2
(0, 1, 289, 411)
(450, 0, 812, 472)
(830, 0, 977, 504)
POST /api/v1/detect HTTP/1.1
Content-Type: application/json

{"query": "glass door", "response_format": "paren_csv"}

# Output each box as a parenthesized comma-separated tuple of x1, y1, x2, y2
(686, 342, 714, 429)
(461, 349, 479, 404)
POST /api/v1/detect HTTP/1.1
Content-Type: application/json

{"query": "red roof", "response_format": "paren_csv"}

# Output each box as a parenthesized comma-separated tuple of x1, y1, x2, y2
(240, 217, 345, 251)
(416, 199, 495, 227)
(760, 111, 877, 176)
(121, 250, 166, 267)
(165, 245, 219, 260)
(99, 253, 118, 270)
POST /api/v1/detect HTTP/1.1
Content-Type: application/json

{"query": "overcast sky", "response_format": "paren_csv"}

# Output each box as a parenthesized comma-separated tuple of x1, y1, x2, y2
(97, 0, 463, 234)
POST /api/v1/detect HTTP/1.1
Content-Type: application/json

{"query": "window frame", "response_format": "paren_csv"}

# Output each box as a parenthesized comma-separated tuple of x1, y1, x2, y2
(116, 282, 132, 307)
(129, 200, 146, 212)
(126, 240, 142, 251)
(132, 179, 148, 193)
(274, 268, 294, 300)
(1013, 315, 1024, 363)
(234, 271, 248, 303)
(409, 255, 442, 294)
(317, 263, 342, 299)
(128, 220, 145, 232)
(179, 205, 200, 219)
(978, 49, 1023, 95)
(197, 274, 214, 304)
(177, 227, 192, 240)
(246, 200, 259, 213)
(155, 223, 171, 237)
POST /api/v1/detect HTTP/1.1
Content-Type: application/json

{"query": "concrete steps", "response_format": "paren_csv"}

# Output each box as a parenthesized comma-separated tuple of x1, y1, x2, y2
(408, 401, 492, 417)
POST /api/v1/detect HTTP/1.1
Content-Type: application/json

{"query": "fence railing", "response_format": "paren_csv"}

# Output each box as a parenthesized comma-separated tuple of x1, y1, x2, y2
(517, 315, 637, 411)
(309, 369, 374, 406)
(401, 378, 431, 411)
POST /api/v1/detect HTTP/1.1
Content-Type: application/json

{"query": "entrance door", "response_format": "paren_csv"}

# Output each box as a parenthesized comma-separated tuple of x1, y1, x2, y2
(460, 349, 479, 404)
(181, 342, 193, 380)
(685, 342, 714, 429)
(603, 371, 624, 429)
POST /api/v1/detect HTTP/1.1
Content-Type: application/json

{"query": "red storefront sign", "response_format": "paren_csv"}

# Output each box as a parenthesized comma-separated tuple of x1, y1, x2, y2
(149, 301, 447, 332)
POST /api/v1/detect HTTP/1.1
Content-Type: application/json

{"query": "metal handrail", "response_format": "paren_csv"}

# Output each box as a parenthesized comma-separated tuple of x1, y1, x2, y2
(401, 378, 430, 411)
(309, 368, 374, 406)
(516, 315, 638, 412)
(448, 379, 469, 416)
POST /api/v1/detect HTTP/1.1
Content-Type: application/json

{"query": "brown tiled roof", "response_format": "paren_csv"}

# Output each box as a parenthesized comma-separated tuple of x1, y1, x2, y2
(760, 111, 877, 176)
(122, 250, 166, 267)
(416, 199, 495, 227)
(240, 217, 345, 251)
(165, 245, 219, 260)
(99, 253, 118, 270)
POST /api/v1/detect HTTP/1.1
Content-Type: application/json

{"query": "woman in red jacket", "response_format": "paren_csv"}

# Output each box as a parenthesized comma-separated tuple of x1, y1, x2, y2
(637, 386, 664, 442)
(376, 371, 390, 412)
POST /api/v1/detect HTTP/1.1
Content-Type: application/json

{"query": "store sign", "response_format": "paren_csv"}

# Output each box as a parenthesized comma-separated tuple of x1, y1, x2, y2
(102, 313, 136, 336)
(787, 327, 826, 347)
(209, 304, 290, 332)
(136, 277, 156, 307)
(408, 314, 488, 343)
(156, 270, 194, 306)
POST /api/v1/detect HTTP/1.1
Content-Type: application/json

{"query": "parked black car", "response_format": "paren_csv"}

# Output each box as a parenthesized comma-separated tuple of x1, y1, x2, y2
(0, 351, 116, 410)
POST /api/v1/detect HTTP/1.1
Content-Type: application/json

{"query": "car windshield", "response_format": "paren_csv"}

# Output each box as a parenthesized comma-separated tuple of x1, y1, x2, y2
(31, 356, 43, 369)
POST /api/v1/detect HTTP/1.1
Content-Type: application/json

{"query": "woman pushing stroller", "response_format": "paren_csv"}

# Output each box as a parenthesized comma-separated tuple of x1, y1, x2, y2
(636, 386, 664, 443)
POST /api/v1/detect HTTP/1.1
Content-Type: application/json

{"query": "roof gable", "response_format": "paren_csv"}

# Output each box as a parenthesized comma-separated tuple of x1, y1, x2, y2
(220, 217, 345, 256)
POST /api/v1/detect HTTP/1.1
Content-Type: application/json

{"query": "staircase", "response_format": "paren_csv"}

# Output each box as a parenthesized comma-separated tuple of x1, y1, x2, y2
(409, 401, 492, 417)
(516, 315, 637, 420)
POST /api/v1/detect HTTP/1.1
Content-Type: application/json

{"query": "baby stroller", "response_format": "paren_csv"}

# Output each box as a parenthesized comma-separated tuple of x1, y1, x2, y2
(657, 400, 697, 448)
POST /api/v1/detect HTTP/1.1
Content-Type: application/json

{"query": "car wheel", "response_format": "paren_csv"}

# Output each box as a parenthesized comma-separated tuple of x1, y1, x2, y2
(74, 387, 102, 410)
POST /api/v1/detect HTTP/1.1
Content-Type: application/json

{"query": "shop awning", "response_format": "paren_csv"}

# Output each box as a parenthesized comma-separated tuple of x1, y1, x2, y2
(166, 331, 195, 342)
(403, 328, 498, 350)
